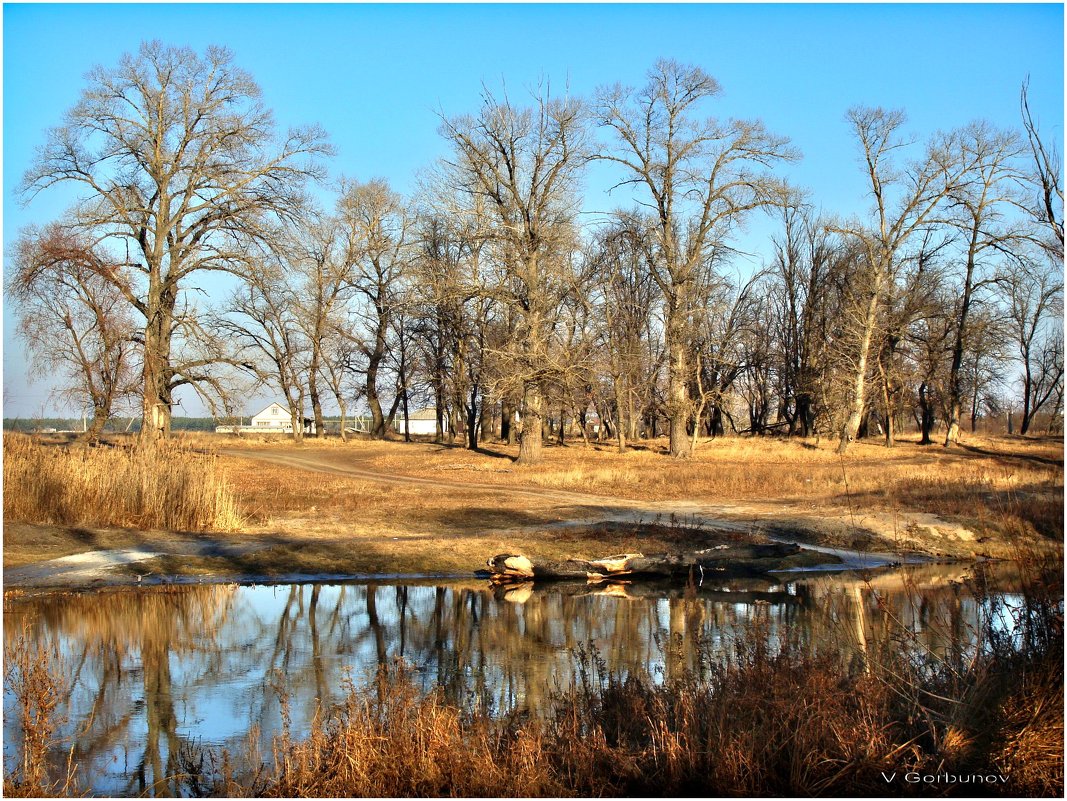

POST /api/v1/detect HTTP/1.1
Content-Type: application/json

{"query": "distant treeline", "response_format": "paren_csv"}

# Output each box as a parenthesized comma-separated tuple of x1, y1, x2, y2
(4, 417, 209, 433)
(3, 417, 354, 433)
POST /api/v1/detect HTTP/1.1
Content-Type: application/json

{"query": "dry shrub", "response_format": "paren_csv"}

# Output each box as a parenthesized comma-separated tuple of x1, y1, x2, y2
(3, 433, 243, 531)
(2, 631, 77, 797)
(243, 621, 1062, 797)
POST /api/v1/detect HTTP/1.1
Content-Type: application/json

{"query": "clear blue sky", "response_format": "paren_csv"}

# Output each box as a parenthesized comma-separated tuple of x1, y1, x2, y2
(3, 3, 1063, 418)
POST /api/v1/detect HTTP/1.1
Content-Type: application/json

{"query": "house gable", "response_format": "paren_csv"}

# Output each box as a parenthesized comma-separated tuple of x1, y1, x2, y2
(250, 402, 290, 425)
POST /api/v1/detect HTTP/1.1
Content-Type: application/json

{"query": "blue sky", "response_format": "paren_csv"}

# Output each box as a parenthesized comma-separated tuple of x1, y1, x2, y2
(3, 3, 1063, 418)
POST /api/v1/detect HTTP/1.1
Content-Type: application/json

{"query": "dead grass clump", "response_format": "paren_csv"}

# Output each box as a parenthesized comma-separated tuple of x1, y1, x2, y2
(3, 433, 243, 531)
(259, 668, 566, 798)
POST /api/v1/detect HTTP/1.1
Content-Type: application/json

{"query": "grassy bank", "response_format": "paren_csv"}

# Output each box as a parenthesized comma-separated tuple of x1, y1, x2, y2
(3, 431, 1061, 580)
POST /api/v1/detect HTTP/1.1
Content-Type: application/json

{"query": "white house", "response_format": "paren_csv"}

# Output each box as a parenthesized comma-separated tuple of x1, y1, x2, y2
(251, 402, 292, 430)
(394, 407, 438, 436)
(216, 402, 315, 434)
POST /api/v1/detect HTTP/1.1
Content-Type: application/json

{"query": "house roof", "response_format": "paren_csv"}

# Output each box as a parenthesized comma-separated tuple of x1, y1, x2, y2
(251, 402, 289, 418)
(403, 408, 438, 421)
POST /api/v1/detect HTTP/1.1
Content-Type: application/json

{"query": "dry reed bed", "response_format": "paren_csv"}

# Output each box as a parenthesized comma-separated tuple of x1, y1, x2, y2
(3, 434, 243, 532)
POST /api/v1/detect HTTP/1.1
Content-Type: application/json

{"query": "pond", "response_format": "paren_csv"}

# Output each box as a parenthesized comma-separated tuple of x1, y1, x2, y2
(2, 563, 1035, 796)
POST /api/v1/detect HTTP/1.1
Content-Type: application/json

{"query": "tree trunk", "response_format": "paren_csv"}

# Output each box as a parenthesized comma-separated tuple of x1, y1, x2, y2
(84, 404, 108, 442)
(1020, 367, 1034, 435)
(879, 355, 895, 448)
(918, 381, 935, 445)
(838, 283, 880, 454)
(945, 232, 980, 447)
(517, 382, 543, 464)
(466, 383, 480, 450)
(796, 393, 813, 438)
(366, 351, 386, 438)
(309, 359, 325, 438)
(434, 384, 446, 443)
(140, 286, 175, 444)
(667, 344, 693, 457)
(614, 378, 628, 454)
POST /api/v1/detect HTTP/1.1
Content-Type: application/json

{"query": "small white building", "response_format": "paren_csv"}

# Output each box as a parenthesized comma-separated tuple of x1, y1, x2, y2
(394, 407, 438, 436)
(216, 402, 315, 434)
(251, 402, 293, 430)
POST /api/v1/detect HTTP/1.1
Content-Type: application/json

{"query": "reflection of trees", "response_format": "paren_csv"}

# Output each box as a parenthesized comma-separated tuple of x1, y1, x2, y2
(4, 586, 237, 795)
(3, 567, 1012, 794)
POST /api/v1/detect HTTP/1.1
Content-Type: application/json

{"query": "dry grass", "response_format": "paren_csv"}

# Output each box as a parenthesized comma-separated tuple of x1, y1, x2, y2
(3, 433, 243, 532)
(365, 433, 1063, 543)
(4, 430, 1061, 579)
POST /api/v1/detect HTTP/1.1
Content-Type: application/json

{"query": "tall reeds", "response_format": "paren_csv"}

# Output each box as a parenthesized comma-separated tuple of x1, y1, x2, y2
(3, 433, 243, 531)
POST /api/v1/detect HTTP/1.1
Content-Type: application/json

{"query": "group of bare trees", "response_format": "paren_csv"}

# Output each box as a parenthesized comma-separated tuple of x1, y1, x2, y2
(10, 44, 1063, 461)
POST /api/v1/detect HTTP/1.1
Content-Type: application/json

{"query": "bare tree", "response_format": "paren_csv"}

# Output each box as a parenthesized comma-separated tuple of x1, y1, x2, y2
(942, 124, 1028, 446)
(215, 261, 310, 441)
(289, 210, 360, 438)
(411, 198, 496, 449)
(1001, 258, 1064, 435)
(597, 59, 795, 458)
(19, 41, 330, 442)
(829, 108, 974, 453)
(10, 225, 139, 439)
(768, 206, 853, 437)
(589, 216, 662, 452)
(439, 85, 589, 464)
(340, 179, 413, 439)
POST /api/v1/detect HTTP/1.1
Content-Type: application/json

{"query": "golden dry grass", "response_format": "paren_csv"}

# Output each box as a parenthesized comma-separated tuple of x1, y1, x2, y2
(359, 433, 1063, 540)
(3, 433, 243, 532)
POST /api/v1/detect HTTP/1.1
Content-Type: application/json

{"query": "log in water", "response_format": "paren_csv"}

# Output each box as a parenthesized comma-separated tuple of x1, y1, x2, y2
(486, 543, 803, 583)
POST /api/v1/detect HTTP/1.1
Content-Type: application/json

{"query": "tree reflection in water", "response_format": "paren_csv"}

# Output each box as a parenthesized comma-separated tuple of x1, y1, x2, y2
(3, 563, 1019, 796)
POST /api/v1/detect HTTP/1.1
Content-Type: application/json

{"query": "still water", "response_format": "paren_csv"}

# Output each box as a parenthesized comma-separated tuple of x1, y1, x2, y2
(3, 564, 1030, 796)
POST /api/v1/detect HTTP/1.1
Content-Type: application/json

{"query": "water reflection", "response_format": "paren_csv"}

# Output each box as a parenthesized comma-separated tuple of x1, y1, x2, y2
(3, 563, 1028, 796)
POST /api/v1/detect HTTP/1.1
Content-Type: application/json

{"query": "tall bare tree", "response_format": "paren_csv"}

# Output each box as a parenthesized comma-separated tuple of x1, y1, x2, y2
(942, 124, 1027, 446)
(439, 85, 589, 464)
(597, 59, 795, 458)
(589, 216, 661, 452)
(19, 41, 330, 441)
(289, 210, 359, 438)
(1001, 258, 1064, 435)
(768, 206, 853, 437)
(829, 108, 974, 453)
(215, 261, 310, 441)
(340, 179, 413, 439)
